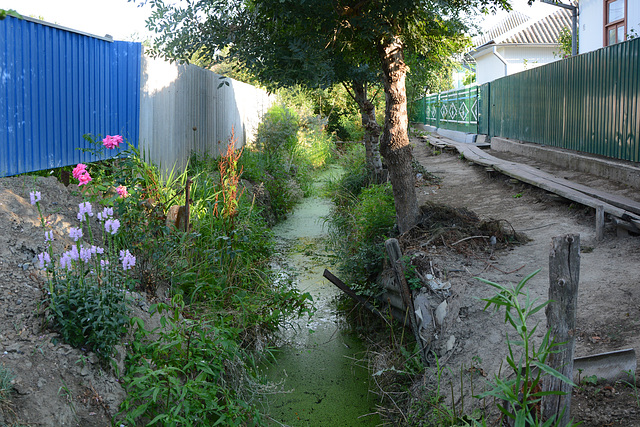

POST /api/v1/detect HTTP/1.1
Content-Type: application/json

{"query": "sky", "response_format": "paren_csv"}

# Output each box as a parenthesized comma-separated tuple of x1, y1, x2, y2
(1, 0, 155, 40)
(2, 0, 564, 42)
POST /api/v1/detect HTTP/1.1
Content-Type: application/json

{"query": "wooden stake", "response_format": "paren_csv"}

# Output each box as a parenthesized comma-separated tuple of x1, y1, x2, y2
(385, 238, 428, 366)
(595, 205, 605, 241)
(542, 234, 580, 426)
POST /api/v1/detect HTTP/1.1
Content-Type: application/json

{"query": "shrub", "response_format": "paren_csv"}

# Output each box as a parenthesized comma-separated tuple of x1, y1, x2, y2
(327, 175, 395, 296)
(33, 192, 135, 361)
(120, 296, 264, 426)
(254, 104, 299, 172)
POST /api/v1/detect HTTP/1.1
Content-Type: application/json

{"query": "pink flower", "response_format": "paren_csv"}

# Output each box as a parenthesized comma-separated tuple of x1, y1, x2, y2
(102, 135, 123, 149)
(78, 172, 92, 186)
(116, 185, 129, 198)
(72, 164, 87, 180)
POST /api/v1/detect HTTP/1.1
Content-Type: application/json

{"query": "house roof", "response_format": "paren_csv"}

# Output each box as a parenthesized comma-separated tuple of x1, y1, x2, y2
(474, 8, 572, 48)
(472, 11, 532, 47)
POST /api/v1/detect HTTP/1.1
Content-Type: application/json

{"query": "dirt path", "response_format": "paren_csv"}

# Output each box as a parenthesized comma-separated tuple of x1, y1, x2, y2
(411, 136, 640, 425)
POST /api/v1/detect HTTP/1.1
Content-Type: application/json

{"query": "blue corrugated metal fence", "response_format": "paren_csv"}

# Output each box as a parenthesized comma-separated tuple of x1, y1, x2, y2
(0, 15, 140, 177)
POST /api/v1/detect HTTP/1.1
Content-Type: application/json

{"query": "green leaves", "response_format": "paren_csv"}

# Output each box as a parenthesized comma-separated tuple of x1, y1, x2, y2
(48, 277, 129, 361)
(475, 270, 576, 426)
(119, 296, 262, 426)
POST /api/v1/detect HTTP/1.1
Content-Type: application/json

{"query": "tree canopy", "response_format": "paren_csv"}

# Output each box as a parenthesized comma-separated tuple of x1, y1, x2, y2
(137, 0, 512, 232)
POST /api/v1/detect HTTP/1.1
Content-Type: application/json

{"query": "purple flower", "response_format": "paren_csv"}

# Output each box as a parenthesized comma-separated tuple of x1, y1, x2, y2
(60, 253, 73, 271)
(69, 227, 83, 241)
(119, 249, 136, 271)
(91, 245, 104, 255)
(66, 246, 80, 262)
(44, 231, 54, 243)
(97, 207, 114, 221)
(30, 191, 41, 205)
(37, 252, 51, 269)
(77, 202, 94, 221)
(105, 218, 121, 235)
(100, 260, 110, 267)
(79, 246, 92, 263)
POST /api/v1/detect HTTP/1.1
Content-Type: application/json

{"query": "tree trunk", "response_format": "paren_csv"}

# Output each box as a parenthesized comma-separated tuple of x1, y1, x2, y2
(377, 36, 419, 234)
(352, 81, 384, 182)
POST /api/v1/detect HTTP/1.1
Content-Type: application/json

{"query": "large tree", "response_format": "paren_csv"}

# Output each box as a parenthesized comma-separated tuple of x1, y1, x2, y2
(138, 0, 510, 233)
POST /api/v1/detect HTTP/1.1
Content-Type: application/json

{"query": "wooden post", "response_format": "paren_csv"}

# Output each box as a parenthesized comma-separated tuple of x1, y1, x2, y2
(595, 205, 605, 241)
(385, 238, 428, 366)
(542, 234, 580, 426)
(184, 178, 192, 232)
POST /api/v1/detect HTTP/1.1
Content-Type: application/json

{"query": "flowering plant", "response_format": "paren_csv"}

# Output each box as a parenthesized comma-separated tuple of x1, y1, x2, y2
(32, 189, 137, 360)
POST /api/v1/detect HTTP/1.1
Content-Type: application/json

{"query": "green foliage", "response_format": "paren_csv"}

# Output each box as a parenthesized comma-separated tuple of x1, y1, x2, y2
(254, 104, 300, 172)
(326, 151, 395, 296)
(48, 277, 129, 361)
(463, 71, 476, 86)
(352, 184, 396, 244)
(0, 364, 14, 403)
(120, 296, 264, 426)
(555, 26, 577, 59)
(475, 270, 577, 426)
(0, 9, 21, 20)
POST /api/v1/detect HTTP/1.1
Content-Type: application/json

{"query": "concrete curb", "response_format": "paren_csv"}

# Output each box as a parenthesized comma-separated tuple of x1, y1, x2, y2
(490, 137, 640, 190)
(413, 123, 477, 144)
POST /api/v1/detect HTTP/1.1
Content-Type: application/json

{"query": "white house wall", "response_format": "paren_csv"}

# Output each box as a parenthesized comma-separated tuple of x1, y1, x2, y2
(475, 50, 507, 85)
(579, 0, 640, 54)
(473, 45, 560, 85)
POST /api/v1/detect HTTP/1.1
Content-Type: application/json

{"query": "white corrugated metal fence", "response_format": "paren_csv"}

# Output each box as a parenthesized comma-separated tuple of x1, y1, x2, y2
(139, 54, 274, 173)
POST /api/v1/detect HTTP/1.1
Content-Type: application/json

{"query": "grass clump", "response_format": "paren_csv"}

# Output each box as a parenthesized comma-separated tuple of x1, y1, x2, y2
(326, 144, 395, 297)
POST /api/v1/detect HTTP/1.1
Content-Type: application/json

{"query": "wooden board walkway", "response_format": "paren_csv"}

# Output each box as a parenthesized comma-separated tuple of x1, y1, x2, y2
(422, 134, 640, 235)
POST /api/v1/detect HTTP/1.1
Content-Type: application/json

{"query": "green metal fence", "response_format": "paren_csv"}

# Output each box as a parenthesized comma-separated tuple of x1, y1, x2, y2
(485, 37, 640, 162)
(414, 86, 479, 134)
(415, 37, 640, 163)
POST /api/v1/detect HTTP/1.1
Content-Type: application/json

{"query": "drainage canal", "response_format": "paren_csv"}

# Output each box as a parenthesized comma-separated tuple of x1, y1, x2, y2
(261, 168, 380, 426)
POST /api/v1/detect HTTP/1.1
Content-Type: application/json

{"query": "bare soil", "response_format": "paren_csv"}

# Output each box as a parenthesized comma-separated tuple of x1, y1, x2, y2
(408, 136, 640, 426)
(0, 175, 157, 426)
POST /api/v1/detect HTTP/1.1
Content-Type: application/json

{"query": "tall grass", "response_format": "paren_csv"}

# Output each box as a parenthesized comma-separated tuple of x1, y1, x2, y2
(325, 144, 395, 296)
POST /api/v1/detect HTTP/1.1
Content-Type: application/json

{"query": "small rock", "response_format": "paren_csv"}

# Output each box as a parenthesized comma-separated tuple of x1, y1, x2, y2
(37, 378, 46, 388)
(446, 335, 456, 352)
(88, 352, 98, 365)
(435, 300, 448, 326)
(12, 378, 30, 395)
(6, 342, 21, 352)
(16, 299, 22, 305)
(81, 365, 90, 376)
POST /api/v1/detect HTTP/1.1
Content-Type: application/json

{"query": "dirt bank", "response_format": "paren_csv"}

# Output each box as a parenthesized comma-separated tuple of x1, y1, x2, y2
(408, 137, 640, 426)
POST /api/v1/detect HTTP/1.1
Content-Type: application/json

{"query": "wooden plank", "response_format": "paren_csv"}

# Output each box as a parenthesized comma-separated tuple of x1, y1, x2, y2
(433, 137, 640, 224)
(323, 269, 390, 326)
(385, 238, 429, 366)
